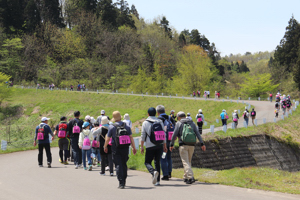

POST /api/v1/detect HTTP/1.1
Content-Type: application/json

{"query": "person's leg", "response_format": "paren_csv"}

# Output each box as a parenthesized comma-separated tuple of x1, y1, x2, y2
(97, 149, 101, 163)
(167, 149, 172, 177)
(112, 147, 122, 185)
(63, 139, 69, 162)
(144, 148, 155, 175)
(161, 151, 168, 177)
(108, 154, 114, 174)
(59, 149, 63, 162)
(154, 147, 162, 182)
(82, 149, 86, 168)
(179, 146, 189, 180)
(78, 144, 82, 165)
(58, 139, 63, 162)
(100, 154, 106, 173)
(71, 138, 78, 165)
(87, 149, 92, 166)
(187, 146, 195, 180)
(38, 143, 44, 165)
(121, 148, 129, 183)
(44, 143, 52, 164)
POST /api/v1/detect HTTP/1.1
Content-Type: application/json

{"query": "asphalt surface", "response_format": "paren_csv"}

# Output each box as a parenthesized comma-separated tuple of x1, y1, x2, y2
(0, 148, 299, 200)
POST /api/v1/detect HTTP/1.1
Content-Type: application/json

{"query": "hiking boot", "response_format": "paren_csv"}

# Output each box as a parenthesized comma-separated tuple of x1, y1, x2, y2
(99, 172, 105, 176)
(152, 171, 159, 184)
(118, 185, 125, 189)
(47, 162, 51, 168)
(161, 176, 169, 181)
(168, 172, 172, 178)
(183, 179, 188, 183)
(186, 179, 193, 184)
(154, 181, 160, 186)
(88, 165, 92, 171)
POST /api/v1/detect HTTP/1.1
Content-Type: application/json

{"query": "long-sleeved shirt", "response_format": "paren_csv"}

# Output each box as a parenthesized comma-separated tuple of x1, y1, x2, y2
(141, 116, 166, 149)
(78, 129, 94, 148)
(170, 118, 204, 147)
(195, 114, 205, 122)
(35, 123, 53, 144)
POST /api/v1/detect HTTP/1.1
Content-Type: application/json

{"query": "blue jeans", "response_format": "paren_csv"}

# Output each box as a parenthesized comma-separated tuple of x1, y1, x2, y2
(161, 148, 172, 176)
(245, 118, 249, 126)
(71, 136, 82, 165)
(82, 149, 92, 168)
(92, 148, 101, 162)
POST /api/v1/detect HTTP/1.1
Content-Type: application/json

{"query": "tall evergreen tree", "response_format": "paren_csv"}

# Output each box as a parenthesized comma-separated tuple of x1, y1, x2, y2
(178, 32, 186, 47)
(190, 29, 201, 45)
(24, 0, 41, 33)
(160, 16, 172, 39)
(130, 4, 139, 19)
(115, 0, 135, 29)
(38, 0, 65, 27)
(97, 0, 118, 28)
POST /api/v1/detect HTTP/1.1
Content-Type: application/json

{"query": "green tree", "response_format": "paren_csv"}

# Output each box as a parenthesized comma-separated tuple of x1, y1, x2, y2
(160, 16, 172, 39)
(24, 0, 41, 33)
(239, 73, 279, 97)
(97, 0, 118, 28)
(0, 72, 12, 106)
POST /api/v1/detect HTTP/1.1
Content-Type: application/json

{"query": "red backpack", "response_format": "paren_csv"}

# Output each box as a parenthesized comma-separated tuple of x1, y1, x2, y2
(58, 123, 67, 138)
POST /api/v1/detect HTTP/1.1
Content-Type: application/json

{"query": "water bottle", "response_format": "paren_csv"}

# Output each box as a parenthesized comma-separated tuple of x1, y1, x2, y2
(162, 152, 167, 159)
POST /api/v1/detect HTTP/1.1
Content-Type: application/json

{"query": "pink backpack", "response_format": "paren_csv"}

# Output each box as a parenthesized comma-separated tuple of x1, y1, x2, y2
(92, 140, 100, 148)
(37, 125, 45, 140)
(197, 115, 202, 122)
(73, 123, 80, 134)
(233, 118, 238, 122)
(82, 135, 91, 150)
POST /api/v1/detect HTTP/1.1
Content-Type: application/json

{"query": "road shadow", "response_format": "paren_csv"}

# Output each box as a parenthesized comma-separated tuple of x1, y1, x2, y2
(126, 186, 154, 190)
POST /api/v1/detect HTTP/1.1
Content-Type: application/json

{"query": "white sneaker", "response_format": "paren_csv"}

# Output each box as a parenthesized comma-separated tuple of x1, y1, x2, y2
(105, 166, 109, 171)
(152, 171, 158, 184)
(155, 181, 160, 186)
(75, 165, 79, 169)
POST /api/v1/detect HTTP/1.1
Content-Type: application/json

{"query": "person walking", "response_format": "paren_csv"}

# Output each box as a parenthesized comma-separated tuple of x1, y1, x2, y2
(34, 117, 54, 168)
(103, 111, 137, 189)
(232, 110, 239, 128)
(169, 110, 177, 125)
(68, 111, 84, 169)
(96, 117, 114, 175)
(243, 111, 249, 126)
(141, 107, 167, 186)
(91, 122, 101, 167)
(123, 113, 132, 129)
(270, 92, 273, 102)
(169, 111, 206, 184)
(53, 116, 69, 165)
(195, 109, 204, 134)
(186, 113, 192, 120)
(96, 110, 110, 125)
(250, 108, 256, 125)
(79, 122, 94, 171)
(220, 109, 228, 126)
(157, 105, 174, 180)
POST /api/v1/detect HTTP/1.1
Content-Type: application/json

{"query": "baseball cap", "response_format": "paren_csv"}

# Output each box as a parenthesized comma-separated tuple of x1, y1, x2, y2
(101, 110, 105, 115)
(41, 117, 50, 122)
(82, 122, 90, 128)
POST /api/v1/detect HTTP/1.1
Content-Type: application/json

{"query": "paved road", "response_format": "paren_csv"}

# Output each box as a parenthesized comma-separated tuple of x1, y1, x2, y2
(0, 148, 299, 200)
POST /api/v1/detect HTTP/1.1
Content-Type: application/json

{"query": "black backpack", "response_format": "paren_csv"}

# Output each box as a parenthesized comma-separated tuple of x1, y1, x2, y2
(146, 120, 165, 145)
(112, 123, 131, 148)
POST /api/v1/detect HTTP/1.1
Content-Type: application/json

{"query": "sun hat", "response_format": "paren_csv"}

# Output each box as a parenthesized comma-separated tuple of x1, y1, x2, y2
(124, 113, 130, 120)
(234, 110, 237, 113)
(112, 111, 122, 122)
(82, 122, 90, 128)
(101, 116, 109, 125)
(90, 117, 96, 124)
(41, 117, 50, 122)
(85, 115, 91, 121)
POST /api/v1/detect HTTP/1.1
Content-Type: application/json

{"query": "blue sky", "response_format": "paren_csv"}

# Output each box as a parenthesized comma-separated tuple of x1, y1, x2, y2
(115, 0, 300, 56)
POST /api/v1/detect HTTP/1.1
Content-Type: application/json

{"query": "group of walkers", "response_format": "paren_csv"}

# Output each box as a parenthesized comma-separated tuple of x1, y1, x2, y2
(34, 107, 207, 189)
(274, 93, 292, 117)
(220, 107, 257, 128)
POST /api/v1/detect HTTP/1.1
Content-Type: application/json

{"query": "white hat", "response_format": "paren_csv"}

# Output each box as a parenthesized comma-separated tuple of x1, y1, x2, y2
(222, 109, 225, 112)
(101, 110, 105, 115)
(101, 116, 109, 125)
(198, 109, 202, 113)
(85, 115, 91, 121)
(41, 117, 50, 122)
(90, 117, 96, 124)
(124, 113, 130, 120)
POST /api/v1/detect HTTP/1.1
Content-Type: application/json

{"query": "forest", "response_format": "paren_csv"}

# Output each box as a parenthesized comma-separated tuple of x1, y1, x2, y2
(0, 0, 299, 98)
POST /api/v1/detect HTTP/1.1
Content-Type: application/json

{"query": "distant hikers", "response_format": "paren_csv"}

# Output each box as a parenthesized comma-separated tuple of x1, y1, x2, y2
(250, 108, 256, 125)
(220, 109, 228, 126)
(53, 116, 69, 165)
(269, 92, 273, 102)
(123, 113, 132, 128)
(34, 117, 54, 168)
(232, 110, 239, 128)
(243, 111, 249, 126)
(196, 109, 204, 134)
(169, 111, 206, 184)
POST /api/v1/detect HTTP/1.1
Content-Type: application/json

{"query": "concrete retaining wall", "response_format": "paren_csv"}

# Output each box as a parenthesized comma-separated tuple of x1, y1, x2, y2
(171, 135, 300, 172)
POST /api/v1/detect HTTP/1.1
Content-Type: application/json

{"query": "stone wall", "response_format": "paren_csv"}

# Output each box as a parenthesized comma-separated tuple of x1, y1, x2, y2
(171, 135, 300, 172)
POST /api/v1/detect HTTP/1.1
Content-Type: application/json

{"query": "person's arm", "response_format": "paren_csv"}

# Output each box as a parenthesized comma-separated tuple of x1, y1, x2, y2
(34, 127, 38, 146)
(202, 114, 205, 122)
(169, 122, 181, 151)
(192, 123, 206, 151)
(47, 125, 54, 140)
(129, 135, 137, 155)
(78, 133, 83, 149)
(140, 122, 147, 154)
(104, 126, 113, 153)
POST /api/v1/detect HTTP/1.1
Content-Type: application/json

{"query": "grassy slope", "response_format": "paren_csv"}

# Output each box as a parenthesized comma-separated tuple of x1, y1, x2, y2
(0, 88, 246, 152)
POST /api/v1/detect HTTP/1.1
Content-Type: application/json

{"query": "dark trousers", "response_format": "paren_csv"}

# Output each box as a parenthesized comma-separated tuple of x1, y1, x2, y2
(221, 119, 227, 126)
(161, 147, 172, 176)
(101, 153, 113, 174)
(112, 146, 129, 186)
(197, 121, 203, 134)
(38, 143, 52, 165)
(71, 136, 82, 165)
(145, 146, 163, 182)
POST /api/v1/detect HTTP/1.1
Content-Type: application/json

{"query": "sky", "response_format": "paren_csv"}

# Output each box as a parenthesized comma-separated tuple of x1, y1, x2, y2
(114, 0, 300, 57)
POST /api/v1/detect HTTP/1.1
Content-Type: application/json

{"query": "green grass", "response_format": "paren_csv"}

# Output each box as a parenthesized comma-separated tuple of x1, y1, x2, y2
(0, 88, 246, 152)
(127, 148, 300, 194)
